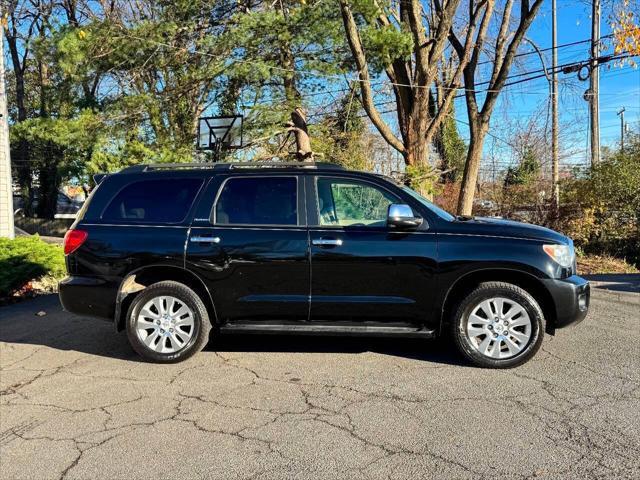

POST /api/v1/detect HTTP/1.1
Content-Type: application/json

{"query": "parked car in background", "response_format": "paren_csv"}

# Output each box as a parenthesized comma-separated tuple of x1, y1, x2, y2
(474, 199, 497, 211)
(59, 162, 589, 368)
(13, 190, 84, 219)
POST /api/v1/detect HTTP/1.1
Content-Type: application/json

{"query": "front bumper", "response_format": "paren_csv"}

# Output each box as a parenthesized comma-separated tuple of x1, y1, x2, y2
(542, 275, 590, 328)
(59, 276, 117, 321)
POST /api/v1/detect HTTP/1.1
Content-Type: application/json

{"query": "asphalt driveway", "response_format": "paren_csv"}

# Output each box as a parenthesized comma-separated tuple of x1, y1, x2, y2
(1, 291, 639, 479)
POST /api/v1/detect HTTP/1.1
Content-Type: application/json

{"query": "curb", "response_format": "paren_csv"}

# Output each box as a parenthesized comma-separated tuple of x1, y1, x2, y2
(590, 285, 639, 305)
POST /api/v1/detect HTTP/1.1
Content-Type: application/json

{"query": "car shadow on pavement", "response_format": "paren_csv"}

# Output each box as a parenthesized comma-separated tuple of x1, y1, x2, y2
(208, 334, 467, 366)
(0, 294, 467, 367)
(0, 295, 138, 362)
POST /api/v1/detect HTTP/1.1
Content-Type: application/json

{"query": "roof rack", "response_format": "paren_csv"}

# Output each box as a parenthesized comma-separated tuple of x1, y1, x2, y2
(118, 161, 344, 174)
(225, 162, 344, 170)
(118, 163, 217, 173)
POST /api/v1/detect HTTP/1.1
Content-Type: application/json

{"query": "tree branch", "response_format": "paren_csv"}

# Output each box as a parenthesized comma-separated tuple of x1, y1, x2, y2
(488, 0, 514, 89)
(481, 0, 544, 119)
(406, 0, 430, 82)
(339, 0, 405, 154)
(426, 0, 488, 139)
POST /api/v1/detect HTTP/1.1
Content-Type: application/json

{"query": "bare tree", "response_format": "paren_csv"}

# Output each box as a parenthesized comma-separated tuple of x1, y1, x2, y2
(450, 0, 544, 215)
(339, 0, 487, 179)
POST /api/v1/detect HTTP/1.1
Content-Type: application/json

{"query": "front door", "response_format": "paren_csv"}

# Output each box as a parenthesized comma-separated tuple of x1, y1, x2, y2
(186, 175, 309, 324)
(308, 175, 437, 326)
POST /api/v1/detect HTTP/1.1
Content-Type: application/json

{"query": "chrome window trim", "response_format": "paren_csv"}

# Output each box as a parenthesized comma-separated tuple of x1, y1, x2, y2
(192, 225, 307, 231)
(307, 228, 435, 235)
(81, 223, 190, 229)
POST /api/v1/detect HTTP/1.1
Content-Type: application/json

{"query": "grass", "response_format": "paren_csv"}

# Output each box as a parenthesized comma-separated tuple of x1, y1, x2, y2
(0, 236, 66, 300)
(577, 254, 640, 275)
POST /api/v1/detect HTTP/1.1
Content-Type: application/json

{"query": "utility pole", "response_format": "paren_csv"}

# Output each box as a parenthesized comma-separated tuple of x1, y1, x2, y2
(551, 0, 559, 216)
(617, 107, 625, 153)
(0, 9, 15, 239)
(589, 0, 601, 166)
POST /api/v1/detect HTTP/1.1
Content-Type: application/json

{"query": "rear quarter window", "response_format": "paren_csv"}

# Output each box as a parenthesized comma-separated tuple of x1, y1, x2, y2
(102, 178, 203, 223)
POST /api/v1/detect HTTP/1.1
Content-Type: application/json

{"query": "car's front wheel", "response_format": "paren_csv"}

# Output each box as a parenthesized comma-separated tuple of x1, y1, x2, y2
(451, 282, 545, 368)
(126, 281, 211, 363)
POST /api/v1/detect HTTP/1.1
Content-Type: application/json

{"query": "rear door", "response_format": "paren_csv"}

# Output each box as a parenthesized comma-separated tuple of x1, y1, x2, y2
(186, 174, 310, 324)
(307, 175, 437, 326)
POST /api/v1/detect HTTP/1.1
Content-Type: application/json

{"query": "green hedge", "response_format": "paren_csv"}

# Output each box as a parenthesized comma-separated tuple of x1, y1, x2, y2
(0, 236, 66, 297)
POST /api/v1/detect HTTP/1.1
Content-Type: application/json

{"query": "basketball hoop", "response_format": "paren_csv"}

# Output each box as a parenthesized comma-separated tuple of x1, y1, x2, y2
(197, 115, 243, 161)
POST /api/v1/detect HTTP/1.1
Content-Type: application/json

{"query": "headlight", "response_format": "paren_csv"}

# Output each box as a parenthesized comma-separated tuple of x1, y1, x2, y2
(543, 244, 573, 268)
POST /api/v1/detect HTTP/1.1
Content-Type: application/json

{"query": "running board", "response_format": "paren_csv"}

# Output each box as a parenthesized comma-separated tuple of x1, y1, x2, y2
(219, 323, 436, 338)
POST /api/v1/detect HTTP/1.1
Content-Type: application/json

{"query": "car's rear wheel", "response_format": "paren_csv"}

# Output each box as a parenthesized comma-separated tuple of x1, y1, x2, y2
(126, 281, 211, 363)
(451, 282, 545, 368)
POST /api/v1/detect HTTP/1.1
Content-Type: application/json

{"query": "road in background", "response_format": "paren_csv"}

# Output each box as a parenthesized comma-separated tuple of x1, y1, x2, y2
(1, 291, 638, 479)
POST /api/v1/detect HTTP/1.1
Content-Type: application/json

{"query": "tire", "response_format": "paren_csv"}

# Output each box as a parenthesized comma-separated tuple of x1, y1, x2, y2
(451, 282, 545, 368)
(126, 281, 211, 363)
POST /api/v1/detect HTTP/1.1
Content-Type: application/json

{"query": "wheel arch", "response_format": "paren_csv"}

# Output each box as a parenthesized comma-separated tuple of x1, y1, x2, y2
(114, 265, 217, 332)
(440, 268, 557, 335)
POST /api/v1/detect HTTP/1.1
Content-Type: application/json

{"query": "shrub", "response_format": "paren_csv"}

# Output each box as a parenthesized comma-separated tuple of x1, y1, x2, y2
(503, 147, 541, 187)
(434, 182, 460, 214)
(0, 236, 66, 298)
(560, 134, 640, 266)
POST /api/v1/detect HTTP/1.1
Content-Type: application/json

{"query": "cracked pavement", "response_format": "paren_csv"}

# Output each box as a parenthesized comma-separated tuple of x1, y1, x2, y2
(1, 293, 639, 479)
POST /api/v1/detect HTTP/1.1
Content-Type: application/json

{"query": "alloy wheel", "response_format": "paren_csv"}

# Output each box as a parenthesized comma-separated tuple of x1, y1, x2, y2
(466, 297, 532, 360)
(135, 295, 195, 354)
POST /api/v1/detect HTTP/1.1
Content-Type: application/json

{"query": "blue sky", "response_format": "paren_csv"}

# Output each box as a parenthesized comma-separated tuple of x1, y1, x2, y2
(519, 0, 639, 144)
(364, 1, 640, 173)
(469, 0, 639, 165)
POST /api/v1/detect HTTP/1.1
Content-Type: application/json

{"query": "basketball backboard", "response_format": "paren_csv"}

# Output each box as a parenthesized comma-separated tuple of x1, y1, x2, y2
(197, 115, 243, 151)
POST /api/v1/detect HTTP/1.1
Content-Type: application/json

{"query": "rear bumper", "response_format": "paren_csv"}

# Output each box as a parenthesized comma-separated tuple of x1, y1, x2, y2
(543, 275, 590, 328)
(59, 276, 117, 321)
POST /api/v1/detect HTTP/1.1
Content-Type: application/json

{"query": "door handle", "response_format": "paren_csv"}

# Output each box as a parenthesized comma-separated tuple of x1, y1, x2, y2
(312, 238, 343, 247)
(190, 236, 221, 244)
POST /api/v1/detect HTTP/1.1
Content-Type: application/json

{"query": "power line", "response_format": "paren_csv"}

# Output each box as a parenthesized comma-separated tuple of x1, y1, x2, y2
(285, 35, 620, 100)
(475, 33, 614, 67)
(112, 29, 636, 98)
(310, 50, 637, 119)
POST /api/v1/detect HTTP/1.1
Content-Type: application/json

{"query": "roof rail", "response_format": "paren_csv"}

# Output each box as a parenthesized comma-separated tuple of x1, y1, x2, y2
(118, 161, 344, 174)
(225, 162, 344, 170)
(117, 163, 218, 174)
(146, 163, 218, 171)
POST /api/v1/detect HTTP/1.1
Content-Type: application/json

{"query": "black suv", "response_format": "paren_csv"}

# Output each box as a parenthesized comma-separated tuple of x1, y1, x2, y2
(59, 162, 589, 368)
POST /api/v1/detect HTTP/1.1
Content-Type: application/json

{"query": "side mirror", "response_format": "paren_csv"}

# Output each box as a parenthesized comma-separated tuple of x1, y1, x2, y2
(387, 204, 422, 229)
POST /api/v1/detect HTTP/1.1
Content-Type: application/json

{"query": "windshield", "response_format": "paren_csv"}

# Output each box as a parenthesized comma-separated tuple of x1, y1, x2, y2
(402, 186, 455, 221)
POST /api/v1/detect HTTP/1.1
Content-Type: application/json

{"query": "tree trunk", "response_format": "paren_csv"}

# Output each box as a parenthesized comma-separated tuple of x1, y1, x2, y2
(457, 121, 489, 215)
(14, 75, 32, 214)
(6, 28, 34, 215)
(404, 123, 430, 167)
(36, 151, 61, 220)
(14, 141, 33, 215)
(403, 99, 434, 197)
(290, 108, 312, 161)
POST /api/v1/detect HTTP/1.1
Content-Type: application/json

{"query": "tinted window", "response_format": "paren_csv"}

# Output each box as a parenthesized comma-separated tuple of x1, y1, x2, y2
(102, 178, 202, 223)
(402, 186, 455, 221)
(316, 178, 399, 227)
(215, 177, 297, 225)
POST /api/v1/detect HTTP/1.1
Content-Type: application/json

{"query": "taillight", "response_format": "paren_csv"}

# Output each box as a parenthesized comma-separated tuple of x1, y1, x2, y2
(63, 229, 88, 255)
